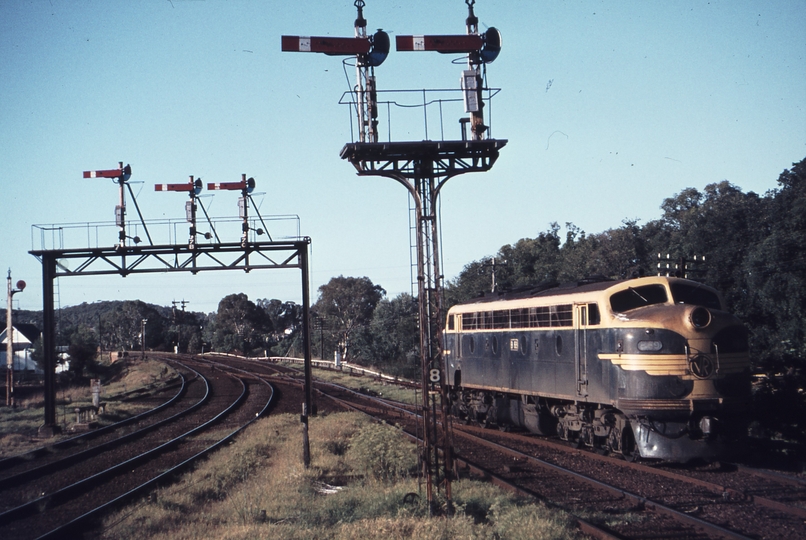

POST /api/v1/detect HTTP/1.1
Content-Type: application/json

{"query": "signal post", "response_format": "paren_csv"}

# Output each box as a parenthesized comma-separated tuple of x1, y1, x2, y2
(284, 0, 506, 513)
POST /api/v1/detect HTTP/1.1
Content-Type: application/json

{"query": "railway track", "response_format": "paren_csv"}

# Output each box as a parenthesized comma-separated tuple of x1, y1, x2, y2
(27, 353, 797, 539)
(451, 426, 806, 540)
(229, 357, 805, 540)
(0, 358, 274, 540)
(0, 364, 196, 487)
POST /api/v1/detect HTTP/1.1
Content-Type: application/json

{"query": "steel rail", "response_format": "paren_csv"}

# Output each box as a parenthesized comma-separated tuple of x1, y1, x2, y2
(0, 367, 242, 530)
(735, 463, 806, 488)
(456, 423, 806, 522)
(0, 369, 188, 474)
(0, 363, 208, 491)
(454, 428, 755, 540)
(38, 374, 275, 540)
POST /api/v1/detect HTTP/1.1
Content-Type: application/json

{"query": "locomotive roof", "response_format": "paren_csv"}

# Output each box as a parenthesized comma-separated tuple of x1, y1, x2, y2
(460, 278, 617, 305)
(455, 276, 712, 307)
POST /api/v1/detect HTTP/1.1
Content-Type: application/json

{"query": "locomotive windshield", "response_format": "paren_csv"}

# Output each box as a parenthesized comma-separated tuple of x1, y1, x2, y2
(670, 282, 721, 309)
(609, 284, 668, 313)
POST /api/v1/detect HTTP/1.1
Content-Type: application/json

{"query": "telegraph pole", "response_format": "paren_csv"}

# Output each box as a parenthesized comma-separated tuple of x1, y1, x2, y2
(141, 318, 148, 360)
(6, 270, 25, 407)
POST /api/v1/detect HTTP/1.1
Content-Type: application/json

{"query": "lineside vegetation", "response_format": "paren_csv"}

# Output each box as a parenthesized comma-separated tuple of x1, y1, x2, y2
(100, 412, 582, 540)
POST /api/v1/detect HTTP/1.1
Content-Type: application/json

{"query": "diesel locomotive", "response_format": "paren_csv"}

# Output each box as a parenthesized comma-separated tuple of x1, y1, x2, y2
(443, 276, 751, 461)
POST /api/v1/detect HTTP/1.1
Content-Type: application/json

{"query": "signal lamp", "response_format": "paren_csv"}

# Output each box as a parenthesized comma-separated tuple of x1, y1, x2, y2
(479, 27, 502, 63)
(122, 164, 132, 182)
(366, 30, 390, 67)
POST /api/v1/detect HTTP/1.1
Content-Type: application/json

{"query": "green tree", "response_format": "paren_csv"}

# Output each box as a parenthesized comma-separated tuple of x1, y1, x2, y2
(67, 324, 98, 377)
(103, 301, 165, 352)
(312, 276, 385, 362)
(256, 298, 302, 355)
(744, 158, 806, 371)
(359, 293, 419, 378)
(212, 293, 265, 355)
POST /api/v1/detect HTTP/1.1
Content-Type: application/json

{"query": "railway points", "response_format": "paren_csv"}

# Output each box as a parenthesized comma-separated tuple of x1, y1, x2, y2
(0, 358, 272, 540)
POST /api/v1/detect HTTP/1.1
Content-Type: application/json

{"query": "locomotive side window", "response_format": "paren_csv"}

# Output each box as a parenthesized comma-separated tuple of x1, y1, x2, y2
(482, 311, 494, 330)
(493, 310, 509, 329)
(460, 304, 574, 330)
(551, 305, 573, 326)
(588, 303, 601, 325)
(610, 284, 668, 313)
(511, 308, 529, 328)
(447, 315, 455, 331)
(670, 283, 721, 310)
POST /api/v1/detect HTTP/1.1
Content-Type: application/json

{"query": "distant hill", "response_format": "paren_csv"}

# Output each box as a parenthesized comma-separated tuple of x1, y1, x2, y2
(2, 301, 207, 334)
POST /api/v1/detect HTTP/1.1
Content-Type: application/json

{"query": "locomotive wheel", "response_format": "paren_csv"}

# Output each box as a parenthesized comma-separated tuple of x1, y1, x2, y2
(607, 429, 621, 454)
(572, 427, 584, 448)
(575, 426, 592, 449)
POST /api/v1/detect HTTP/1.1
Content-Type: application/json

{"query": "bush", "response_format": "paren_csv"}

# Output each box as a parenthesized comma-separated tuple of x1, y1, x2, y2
(347, 422, 417, 482)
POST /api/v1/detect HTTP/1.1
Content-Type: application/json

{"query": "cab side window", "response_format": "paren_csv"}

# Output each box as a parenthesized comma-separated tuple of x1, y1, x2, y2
(588, 303, 600, 325)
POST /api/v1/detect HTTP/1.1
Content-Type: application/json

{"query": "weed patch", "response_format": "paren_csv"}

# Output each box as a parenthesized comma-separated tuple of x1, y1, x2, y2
(101, 411, 581, 539)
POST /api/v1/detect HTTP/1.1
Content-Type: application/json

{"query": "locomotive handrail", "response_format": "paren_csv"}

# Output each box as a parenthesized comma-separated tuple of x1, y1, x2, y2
(714, 343, 721, 375)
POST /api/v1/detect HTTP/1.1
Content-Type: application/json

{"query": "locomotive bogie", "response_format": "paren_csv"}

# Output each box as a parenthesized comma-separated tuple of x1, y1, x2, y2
(443, 276, 751, 462)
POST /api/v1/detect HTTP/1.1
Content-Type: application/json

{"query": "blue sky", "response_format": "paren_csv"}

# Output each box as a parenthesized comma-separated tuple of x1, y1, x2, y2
(2, 0, 804, 314)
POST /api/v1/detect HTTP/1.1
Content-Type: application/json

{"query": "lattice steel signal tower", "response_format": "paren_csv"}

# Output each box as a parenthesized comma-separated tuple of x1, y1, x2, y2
(284, 0, 506, 514)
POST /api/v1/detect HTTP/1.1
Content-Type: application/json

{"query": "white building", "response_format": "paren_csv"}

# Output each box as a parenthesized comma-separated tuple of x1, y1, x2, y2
(1, 323, 42, 374)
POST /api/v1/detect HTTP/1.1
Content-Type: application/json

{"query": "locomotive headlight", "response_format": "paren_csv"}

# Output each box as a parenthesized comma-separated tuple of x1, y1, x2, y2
(637, 340, 663, 352)
(690, 307, 712, 329)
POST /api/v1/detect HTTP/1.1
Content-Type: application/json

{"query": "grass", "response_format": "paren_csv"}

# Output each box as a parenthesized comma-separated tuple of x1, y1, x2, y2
(100, 412, 582, 540)
(0, 356, 178, 458)
(276, 361, 421, 406)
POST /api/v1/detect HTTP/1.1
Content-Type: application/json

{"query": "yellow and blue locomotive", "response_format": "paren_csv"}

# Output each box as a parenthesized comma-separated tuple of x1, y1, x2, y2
(443, 276, 751, 461)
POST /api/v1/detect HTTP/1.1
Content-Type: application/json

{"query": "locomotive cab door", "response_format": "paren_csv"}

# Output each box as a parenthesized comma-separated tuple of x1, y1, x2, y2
(574, 304, 589, 398)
